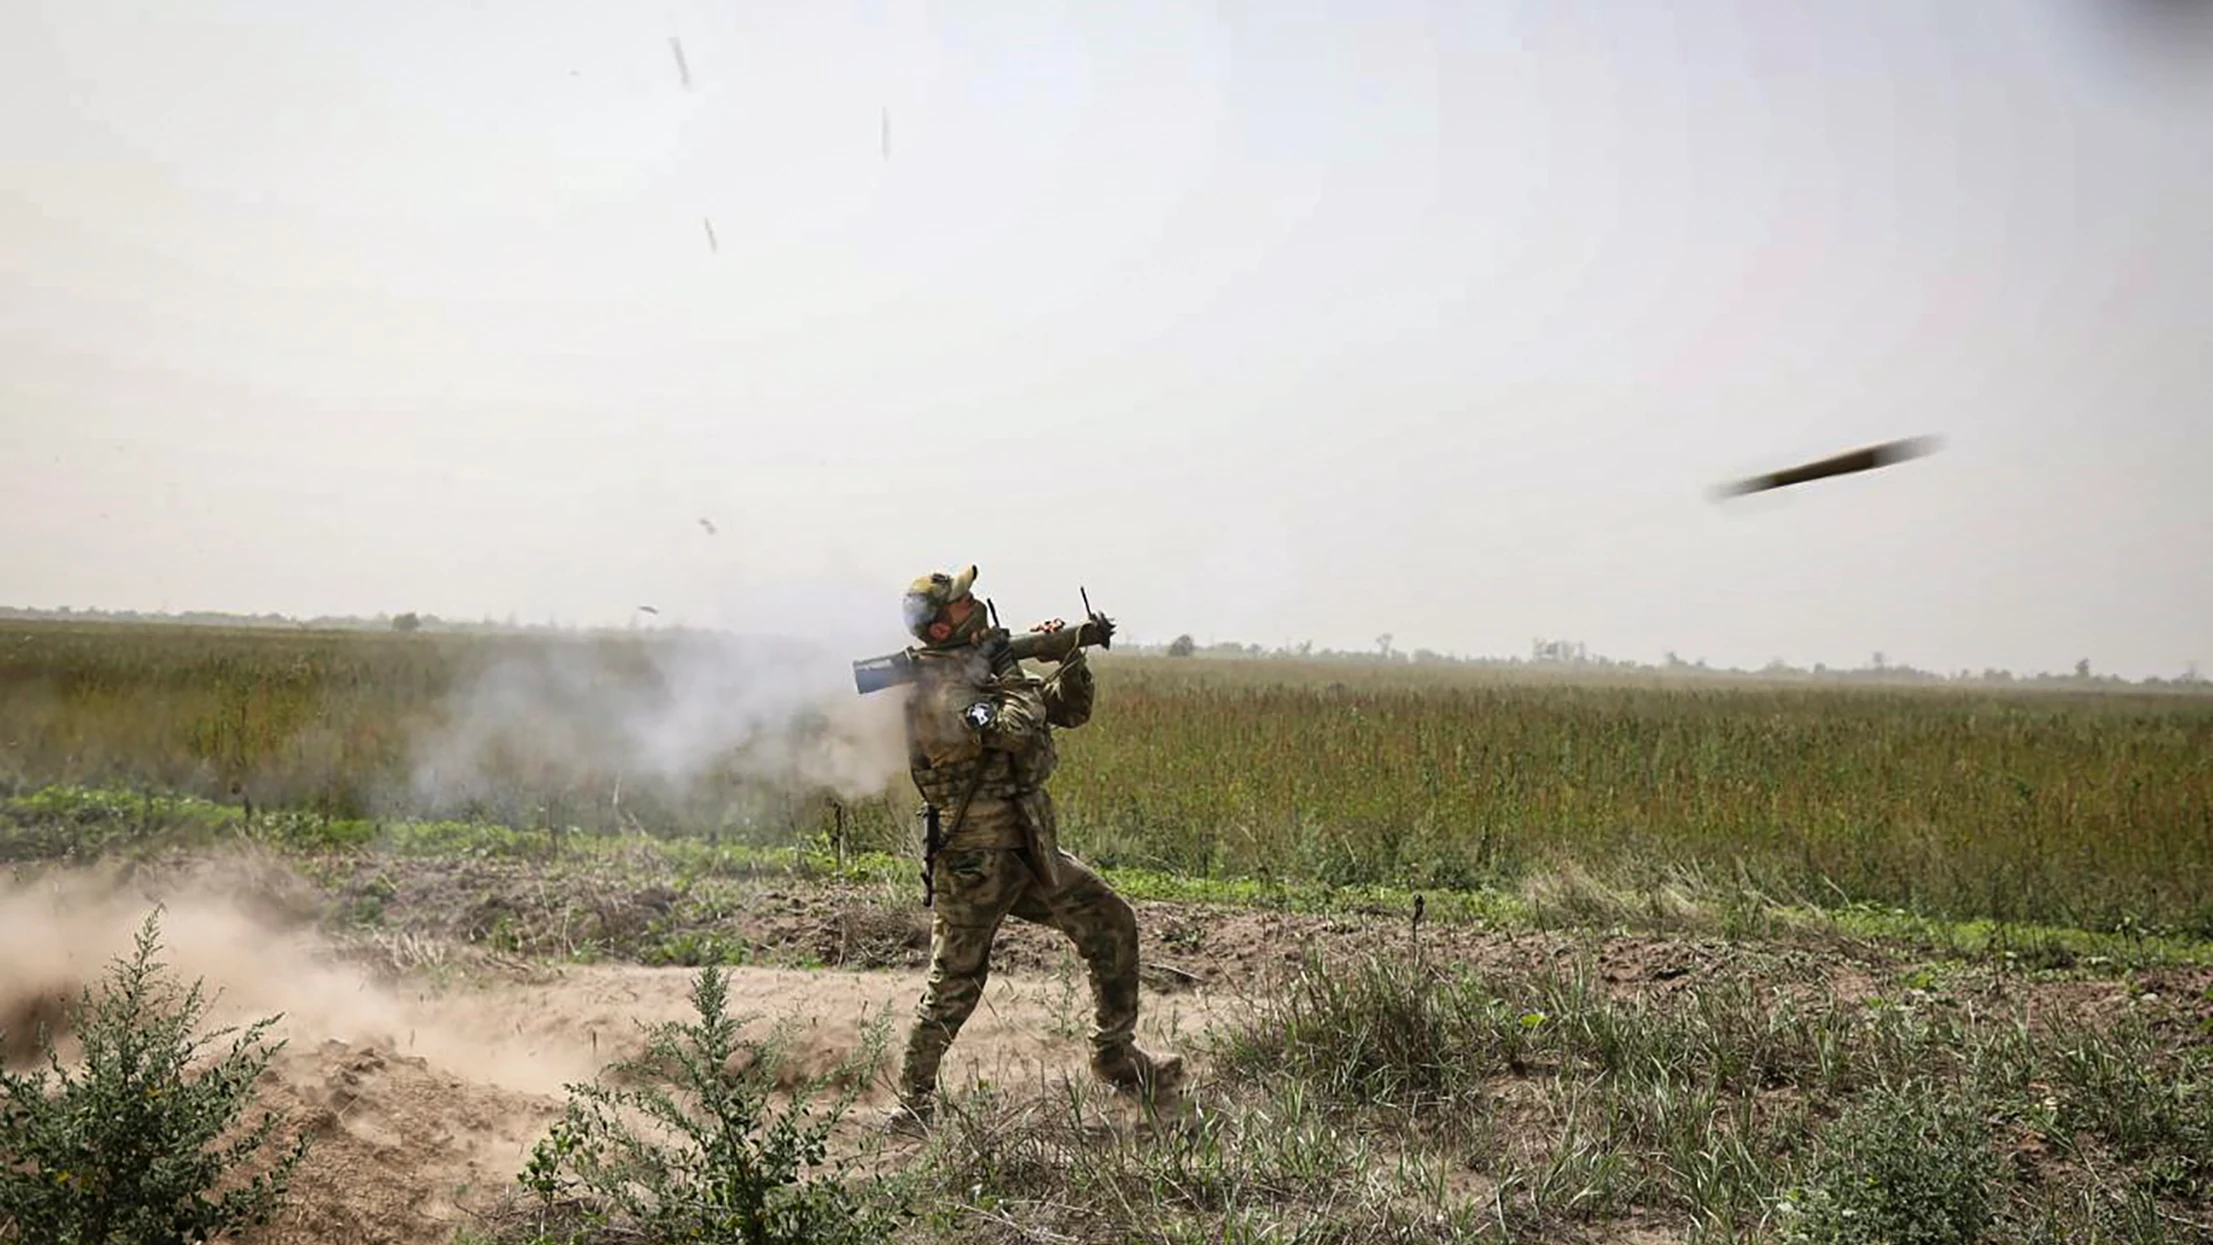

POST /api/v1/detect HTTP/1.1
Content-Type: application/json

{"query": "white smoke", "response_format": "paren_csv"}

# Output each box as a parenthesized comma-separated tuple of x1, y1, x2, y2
(400, 586, 912, 826)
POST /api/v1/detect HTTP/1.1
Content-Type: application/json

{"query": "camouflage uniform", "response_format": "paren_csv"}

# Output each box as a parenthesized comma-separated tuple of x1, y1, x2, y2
(891, 568, 1178, 1124)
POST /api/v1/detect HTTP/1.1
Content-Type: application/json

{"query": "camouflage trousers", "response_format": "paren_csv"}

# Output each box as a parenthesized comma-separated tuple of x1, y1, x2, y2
(898, 846, 1140, 1102)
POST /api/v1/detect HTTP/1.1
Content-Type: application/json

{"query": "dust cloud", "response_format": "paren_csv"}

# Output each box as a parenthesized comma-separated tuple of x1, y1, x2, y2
(0, 858, 603, 1096)
(0, 853, 1220, 1100)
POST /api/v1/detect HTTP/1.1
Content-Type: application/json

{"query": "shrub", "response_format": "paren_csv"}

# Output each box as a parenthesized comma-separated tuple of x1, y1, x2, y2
(0, 909, 312, 1244)
(1779, 1082, 2000, 1245)
(515, 962, 906, 1244)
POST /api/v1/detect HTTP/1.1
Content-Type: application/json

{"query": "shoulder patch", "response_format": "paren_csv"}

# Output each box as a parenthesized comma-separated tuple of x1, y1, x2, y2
(962, 701, 997, 731)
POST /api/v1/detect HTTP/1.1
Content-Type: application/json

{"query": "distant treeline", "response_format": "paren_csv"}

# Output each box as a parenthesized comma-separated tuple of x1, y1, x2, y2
(1134, 632, 2211, 693)
(2, 606, 2203, 692)
(0, 606, 566, 635)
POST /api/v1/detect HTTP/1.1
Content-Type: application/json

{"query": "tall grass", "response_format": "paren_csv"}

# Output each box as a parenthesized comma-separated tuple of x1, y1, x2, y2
(4, 621, 2210, 934)
(1057, 663, 2213, 935)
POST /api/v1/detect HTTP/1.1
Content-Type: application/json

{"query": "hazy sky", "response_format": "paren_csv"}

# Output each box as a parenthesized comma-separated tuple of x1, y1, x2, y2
(4, 1, 2209, 678)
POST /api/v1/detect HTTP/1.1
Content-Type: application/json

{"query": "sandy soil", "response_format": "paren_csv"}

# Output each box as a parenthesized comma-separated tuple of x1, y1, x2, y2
(0, 859, 1235, 1245)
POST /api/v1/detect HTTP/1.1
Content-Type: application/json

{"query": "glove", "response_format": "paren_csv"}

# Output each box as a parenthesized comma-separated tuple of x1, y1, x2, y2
(1079, 613, 1115, 650)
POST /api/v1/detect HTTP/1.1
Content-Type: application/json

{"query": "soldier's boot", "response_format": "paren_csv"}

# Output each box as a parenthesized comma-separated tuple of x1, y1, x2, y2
(886, 1028, 951, 1138)
(1056, 882, 1176, 1098)
(881, 1058, 939, 1139)
(881, 1091, 934, 1140)
(1091, 1042, 1185, 1100)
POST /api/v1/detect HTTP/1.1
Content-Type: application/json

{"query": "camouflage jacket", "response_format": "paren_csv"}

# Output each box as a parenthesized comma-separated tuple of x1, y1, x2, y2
(903, 642, 1094, 881)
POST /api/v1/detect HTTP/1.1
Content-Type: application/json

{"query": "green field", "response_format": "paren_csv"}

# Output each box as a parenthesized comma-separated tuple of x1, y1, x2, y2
(9, 618, 2213, 1244)
(5, 618, 2208, 937)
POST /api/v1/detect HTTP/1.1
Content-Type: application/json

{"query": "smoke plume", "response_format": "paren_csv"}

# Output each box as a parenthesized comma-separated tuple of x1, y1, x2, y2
(399, 600, 911, 828)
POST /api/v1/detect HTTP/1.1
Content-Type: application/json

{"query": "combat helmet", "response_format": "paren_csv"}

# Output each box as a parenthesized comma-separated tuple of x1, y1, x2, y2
(904, 564, 989, 648)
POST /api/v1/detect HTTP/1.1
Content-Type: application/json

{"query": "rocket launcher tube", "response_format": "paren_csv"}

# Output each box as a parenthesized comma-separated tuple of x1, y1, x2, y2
(851, 616, 1112, 695)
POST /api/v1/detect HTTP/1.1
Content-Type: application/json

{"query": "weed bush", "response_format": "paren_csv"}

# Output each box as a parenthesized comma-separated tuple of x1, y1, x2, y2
(514, 963, 906, 1244)
(0, 910, 311, 1245)
(2045, 1014, 2213, 1201)
(1780, 1082, 2001, 1245)
(918, 1078, 1494, 1244)
(1217, 953, 1538, 1117)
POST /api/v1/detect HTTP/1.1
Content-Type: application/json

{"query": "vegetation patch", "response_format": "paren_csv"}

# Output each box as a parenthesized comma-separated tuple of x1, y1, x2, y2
(0, 911, 313, 1245)
(1198, 951, 2213, 1242)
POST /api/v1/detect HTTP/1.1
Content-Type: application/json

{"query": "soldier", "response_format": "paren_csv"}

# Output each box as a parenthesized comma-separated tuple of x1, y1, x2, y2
(886, 564, 1182, 1135)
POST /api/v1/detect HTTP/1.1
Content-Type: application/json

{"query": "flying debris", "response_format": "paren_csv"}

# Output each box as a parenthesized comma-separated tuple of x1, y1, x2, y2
(669, 36, 692, 90)
(698, 517, 718, 536)
(1712, 436, 1942, 500)
(637, 605, 661, 615)
(703, 217, 718, 253)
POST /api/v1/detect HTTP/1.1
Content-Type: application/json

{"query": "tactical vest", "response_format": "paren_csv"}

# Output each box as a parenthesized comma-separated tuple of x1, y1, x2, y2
(903, 652, 1059, 845)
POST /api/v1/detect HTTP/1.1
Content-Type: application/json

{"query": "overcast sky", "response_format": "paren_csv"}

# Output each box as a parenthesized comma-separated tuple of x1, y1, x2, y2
(3, 1, 2208, 677)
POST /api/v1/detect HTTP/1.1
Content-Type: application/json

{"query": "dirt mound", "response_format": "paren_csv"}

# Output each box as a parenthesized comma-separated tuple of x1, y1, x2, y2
(245, 1039, 566, 1245)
